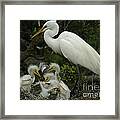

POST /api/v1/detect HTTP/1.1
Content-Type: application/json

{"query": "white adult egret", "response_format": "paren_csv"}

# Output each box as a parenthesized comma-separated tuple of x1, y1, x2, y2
(20, 65, 41, 92)
(32, 21, 100, 75)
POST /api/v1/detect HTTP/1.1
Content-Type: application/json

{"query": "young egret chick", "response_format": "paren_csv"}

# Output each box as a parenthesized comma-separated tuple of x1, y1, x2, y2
(43, 72, 70, 100)
(20, 65, 41, 92)
(28, 65, 41, 83)
(48, 63, 61, 81)
(57, 81, 71, 100)
(43, 73, 59, 89)
(42, 73, 60, 99)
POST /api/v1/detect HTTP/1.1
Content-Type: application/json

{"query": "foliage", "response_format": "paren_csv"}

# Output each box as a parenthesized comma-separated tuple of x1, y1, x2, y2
(60, 64, 78, 89)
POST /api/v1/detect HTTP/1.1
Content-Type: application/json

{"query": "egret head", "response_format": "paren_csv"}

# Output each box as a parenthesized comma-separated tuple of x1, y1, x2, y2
(31, 20, 58, 39)
(47, 63, 60, 74)
(28, 65, 41, 79)
(43, 20, 57, 29)
(39, 62, 49, 74)
(43, 73, 55, 82)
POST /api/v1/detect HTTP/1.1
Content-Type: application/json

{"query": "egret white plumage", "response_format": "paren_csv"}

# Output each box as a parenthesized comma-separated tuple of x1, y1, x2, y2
(32, 21, 100, 75)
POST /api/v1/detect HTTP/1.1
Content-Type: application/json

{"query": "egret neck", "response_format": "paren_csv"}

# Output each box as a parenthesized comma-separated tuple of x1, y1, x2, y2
(44, 24, 61, 54)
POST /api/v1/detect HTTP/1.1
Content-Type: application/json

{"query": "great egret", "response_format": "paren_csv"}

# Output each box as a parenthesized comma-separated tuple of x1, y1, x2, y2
(20, 65, 41, 92)
(32, 21, 100, 75)
(32, 21, 100, 96)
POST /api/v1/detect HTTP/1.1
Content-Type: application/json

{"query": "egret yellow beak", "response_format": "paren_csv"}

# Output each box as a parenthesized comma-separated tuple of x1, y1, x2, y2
(31, 26, 47, 39)
(33, 70, 41, 78)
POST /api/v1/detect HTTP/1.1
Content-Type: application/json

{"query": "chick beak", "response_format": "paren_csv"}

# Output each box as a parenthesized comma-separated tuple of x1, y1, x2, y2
(31, 26, 47, 39)
(47, 66, 53, 73)
(33, 70, 41, 78)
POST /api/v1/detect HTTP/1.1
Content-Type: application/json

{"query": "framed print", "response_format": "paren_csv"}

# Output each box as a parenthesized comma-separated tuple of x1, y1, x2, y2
(0, 0, 119, 119)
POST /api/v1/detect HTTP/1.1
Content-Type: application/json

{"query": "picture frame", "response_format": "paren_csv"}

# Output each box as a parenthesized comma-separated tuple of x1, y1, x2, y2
(0, 0, 119, 119)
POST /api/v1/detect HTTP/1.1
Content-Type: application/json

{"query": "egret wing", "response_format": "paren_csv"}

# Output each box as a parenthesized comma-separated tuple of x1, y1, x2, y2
(59, 32, 100, 74)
